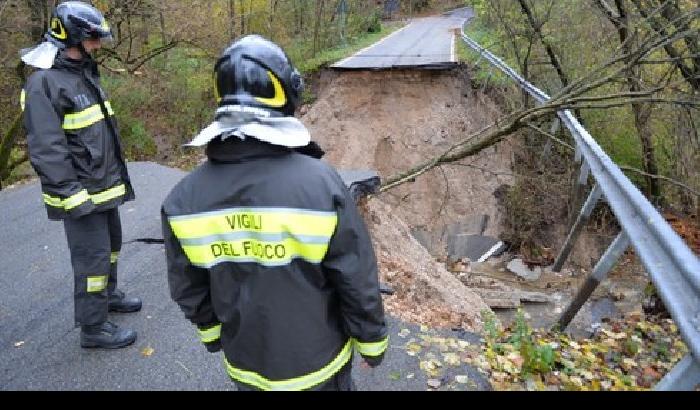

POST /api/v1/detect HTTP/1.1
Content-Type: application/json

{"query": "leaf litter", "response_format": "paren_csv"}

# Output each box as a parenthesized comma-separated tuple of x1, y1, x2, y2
(399, 308, 688, 390)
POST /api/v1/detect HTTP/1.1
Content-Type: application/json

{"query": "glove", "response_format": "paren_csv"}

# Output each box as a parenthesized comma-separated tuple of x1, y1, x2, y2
(203, 338, 222, 353)
(361, 353, 385, 368)
(294, 140, 325, 159)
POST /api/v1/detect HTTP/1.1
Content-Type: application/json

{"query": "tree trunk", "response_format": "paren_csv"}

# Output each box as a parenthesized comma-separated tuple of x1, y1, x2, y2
(228, 0, 236, 39)
(629, 0, 699, 91)
(239, 0, 245, 35)
(673, 107, 700, 216)
(595, 0, 662, 203)
(312, 0, 326, 56)
(159, 6, 167, 47)
(26, 0, 49, 42)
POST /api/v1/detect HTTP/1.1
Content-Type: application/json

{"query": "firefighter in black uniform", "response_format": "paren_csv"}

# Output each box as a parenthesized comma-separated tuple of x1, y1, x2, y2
(162, 35, 388, 390)
(21, 1, 141, 349)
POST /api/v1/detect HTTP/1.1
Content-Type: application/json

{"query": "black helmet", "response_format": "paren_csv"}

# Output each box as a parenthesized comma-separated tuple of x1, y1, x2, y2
(46, 1, 113, 49)
(214, 35, 304, 116)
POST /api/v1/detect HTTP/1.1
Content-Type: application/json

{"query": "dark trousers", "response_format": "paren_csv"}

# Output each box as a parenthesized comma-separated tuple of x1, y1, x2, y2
(234, 360, 357, 391)
(63, 208, 122, 327)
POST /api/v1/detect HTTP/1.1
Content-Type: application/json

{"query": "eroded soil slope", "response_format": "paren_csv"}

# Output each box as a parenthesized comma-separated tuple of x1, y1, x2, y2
(302, 68, 513, 237)
(302, 68, 512, 330)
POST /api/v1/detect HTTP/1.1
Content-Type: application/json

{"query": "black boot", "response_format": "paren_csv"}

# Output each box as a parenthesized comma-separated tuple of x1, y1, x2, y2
(108, 289, 142, 313)
(80, 321, 137, 349)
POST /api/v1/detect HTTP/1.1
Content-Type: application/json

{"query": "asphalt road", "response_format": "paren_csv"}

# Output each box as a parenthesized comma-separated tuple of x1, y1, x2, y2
(0, 161, 487, 391)
(332, 8, 474, 70)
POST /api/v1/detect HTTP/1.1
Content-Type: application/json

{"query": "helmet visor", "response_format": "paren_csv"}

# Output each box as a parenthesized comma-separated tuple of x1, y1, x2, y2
(87, 26, 114, 44)
(69, 13, 115, 44)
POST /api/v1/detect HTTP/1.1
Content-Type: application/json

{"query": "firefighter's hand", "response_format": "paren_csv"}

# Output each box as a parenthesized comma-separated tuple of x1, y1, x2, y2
(360, 353, 384, 368)
(203, 339, 222, 353)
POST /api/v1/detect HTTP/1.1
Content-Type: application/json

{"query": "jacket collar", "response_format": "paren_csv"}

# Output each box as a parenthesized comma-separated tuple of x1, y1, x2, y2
(205, 137, 292, 164)
(52, 51, 99, 76)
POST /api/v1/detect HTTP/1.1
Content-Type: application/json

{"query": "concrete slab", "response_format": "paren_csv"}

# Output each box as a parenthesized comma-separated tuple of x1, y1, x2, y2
(337, 169, 380, 202)
(447, 234, 506, 263)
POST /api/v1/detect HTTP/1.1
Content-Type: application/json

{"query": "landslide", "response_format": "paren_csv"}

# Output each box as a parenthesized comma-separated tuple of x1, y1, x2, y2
(301, 68, 513, 331)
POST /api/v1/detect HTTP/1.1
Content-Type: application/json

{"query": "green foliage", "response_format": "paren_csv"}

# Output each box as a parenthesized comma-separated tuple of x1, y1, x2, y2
(153, 47, 214, 145)
(366, 11, 382, 34)
(481, 309, 502, 343)
(509, 309, 556, 376)
(458, 18, 512, 88)
(102, 75, 156, 159)
(120, 117, 157, 159)
(623, 338, 640, 357)
(301, 87, 316, 106)
(465, 0, 698, 212)
(292, 21, 403, 73)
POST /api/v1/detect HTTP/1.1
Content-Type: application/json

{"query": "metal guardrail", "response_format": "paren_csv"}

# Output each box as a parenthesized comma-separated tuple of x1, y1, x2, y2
(460, 27, 700, 390)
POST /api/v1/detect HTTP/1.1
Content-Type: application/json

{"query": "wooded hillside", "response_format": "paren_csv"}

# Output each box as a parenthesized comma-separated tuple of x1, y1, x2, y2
(0, 0, 464, 186)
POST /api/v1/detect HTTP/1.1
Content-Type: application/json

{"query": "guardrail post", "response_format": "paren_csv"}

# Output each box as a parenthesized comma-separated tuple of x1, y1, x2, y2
(539, 118, 560, 168)
(553, 184, 602, 272)
(554, 231, 630, 331)
(568, 160, 591, 227)
(654, 354, 700, 391)
(461, 32, 700, 390)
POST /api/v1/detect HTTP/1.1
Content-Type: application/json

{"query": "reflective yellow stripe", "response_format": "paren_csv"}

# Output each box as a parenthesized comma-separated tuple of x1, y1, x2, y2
(110, 252, 119, 264)
(43, 189, 89, 210)
(62, 102, 114, 130)
(197, 324, 221, 343)
(169, 208, 337, 268)
(354, 336, 389, 357)
(20, 90, 26, 112)
(86, 275, 107, 293)
(169, 208, 337, 239)
(91, 184, 126, 204)
(42, 184, 125, 210)
(254, 71, 287, 108)
(225, 339, 352, 391)
(181, 239, 330, 268)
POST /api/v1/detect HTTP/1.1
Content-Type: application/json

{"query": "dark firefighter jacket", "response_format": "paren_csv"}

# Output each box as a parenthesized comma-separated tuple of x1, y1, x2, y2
(22, 53, 134, 220)
(161, 138, 388, 391)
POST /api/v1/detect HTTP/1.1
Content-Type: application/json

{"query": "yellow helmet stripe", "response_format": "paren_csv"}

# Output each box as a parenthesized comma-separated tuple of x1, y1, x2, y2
(255, 71, 287, 108)
(51, 17, 67, 40)
(213, 72, 222, 103)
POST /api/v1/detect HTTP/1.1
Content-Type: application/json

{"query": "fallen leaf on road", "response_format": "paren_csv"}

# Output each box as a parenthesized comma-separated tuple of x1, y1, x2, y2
(442, 352, 461, 366)
(455, 375, 469, 384)
(141, 346, 154, 357)
(427, 379, 442, 389)
(398, 328, 411, 338)
(389, 371, 401, 381)
(406, 342, 422, 356)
